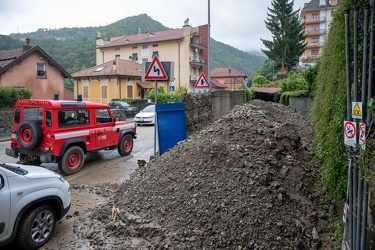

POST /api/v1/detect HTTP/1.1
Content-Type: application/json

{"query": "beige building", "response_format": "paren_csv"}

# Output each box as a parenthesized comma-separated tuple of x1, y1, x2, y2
(299, 0, 339, 64)
(0, 38, 70, 99)
(94, 20, 208, 96)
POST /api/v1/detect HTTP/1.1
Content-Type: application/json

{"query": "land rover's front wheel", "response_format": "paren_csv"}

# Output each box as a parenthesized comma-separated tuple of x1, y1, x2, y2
(58, 146, 84, 175)
(118, 134, 133, 156)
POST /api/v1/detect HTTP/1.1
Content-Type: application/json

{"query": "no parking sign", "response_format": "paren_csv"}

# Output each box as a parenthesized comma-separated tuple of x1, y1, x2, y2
(344, 121, 356, 147)
(359, 122, 366, 149)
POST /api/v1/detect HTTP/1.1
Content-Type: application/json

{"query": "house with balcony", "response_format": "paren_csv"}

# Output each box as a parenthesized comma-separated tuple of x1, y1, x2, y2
(210, 68, 247, 90)
(0, 38, 71, 99)
(81, 20, 208, 100)
(299, 0, 339, 64)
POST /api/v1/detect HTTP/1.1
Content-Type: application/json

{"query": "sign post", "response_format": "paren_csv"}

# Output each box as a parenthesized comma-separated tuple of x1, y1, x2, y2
(143, 56, 168, 156)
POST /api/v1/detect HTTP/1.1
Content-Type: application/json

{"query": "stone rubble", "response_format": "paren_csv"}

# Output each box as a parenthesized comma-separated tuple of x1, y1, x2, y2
(67, 100, 330, 249)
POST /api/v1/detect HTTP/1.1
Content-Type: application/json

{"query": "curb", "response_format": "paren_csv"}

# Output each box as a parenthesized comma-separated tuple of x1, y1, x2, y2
(0, 137, 10, 143)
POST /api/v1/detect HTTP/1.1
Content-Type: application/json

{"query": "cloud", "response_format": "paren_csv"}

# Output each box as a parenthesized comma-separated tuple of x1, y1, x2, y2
(0, 0, 308, 52)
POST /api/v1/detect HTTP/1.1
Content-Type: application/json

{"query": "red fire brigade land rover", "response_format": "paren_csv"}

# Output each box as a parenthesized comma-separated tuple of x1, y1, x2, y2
(5, 96, 137, 175)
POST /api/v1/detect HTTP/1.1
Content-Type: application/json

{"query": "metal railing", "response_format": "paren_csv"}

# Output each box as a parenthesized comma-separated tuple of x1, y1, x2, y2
(305, 29, 326, 35)
(302, 17, 326, 24)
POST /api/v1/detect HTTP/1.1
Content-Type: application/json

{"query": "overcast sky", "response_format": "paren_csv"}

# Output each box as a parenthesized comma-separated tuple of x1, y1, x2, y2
(0, 0, 308, 52)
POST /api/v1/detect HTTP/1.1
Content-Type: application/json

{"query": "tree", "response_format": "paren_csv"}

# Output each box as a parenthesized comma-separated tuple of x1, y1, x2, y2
(261, 0, 306, 70)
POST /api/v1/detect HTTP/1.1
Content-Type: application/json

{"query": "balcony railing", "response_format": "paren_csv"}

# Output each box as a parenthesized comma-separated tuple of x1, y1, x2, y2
(305, 29, 326, 35)
(190, 74, 199, 82)
(300, 55, 320, 63)
(189, 58, 206, 65)
(302, 17, 326, 24)
(306, 42, 323, 48)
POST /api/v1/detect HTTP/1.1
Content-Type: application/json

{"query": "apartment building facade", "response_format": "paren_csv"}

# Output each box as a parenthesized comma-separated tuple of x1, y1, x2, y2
(299, 0, 339, 64)
(95, 21, 208, 96)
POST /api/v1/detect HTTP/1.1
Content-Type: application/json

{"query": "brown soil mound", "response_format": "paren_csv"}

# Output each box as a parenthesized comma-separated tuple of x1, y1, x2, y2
(72, 100, 330, 249)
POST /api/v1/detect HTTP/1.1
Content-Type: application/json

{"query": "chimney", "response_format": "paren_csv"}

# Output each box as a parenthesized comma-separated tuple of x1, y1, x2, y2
(23, 37, 32, 51)
(228, 68, 232, 74)
(112, 60, 117, 72)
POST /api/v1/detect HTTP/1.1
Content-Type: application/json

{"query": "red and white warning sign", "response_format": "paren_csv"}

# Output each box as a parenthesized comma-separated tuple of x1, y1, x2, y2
(194, 73, 210, 93)
(344, 121, 356, 147)
(359, 122, 366, 149)
(144, 56, 168, 80)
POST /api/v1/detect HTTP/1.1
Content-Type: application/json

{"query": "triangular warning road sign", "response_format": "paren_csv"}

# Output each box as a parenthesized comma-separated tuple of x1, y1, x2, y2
(144, 56, 168, 80)
(194, 73, 210, 88)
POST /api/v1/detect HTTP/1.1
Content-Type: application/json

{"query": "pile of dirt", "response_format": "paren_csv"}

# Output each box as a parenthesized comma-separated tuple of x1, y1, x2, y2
(70, 100, 331, 249)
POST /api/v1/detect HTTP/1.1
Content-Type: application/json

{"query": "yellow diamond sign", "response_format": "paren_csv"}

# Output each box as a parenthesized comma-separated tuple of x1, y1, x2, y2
(352, 102, 362, 119)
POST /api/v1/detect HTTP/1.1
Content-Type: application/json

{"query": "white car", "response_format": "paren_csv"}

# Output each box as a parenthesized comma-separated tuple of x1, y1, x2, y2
(0, 163, 71, 249)
(134, 105, 155, 125)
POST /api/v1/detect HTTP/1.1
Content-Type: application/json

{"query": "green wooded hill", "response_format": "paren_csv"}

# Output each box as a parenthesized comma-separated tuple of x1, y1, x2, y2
(1, 14, 265, 80)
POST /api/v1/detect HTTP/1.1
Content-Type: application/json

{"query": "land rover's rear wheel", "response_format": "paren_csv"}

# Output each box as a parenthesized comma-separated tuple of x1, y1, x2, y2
(58, 146, 84, 175)
(17, 120, 43, 149)
(16, 204, 56, 250)
(118, 134, 133, 156)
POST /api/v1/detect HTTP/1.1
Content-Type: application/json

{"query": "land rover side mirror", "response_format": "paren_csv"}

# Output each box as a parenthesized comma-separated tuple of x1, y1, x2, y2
(0, 175, 4, 189)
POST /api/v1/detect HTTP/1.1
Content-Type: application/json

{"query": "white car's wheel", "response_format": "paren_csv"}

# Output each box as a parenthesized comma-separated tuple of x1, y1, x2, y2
(17, 204, 56, 249)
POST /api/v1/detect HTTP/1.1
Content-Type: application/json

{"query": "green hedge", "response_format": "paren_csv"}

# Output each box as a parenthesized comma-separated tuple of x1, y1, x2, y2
(0, 87, 32, 108)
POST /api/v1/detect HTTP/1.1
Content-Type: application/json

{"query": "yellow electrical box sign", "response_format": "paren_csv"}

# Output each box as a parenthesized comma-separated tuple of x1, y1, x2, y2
(352, 102, 362, 119)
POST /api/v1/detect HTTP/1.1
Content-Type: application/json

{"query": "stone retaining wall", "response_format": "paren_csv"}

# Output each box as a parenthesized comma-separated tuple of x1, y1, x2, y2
(0, 109, 13, 138)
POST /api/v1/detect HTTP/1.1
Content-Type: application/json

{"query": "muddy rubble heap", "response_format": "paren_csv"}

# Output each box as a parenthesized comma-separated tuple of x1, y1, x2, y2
(73, 100, 330, 249)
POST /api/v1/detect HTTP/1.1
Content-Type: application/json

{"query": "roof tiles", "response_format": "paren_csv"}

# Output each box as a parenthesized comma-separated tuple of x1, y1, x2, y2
(211, 68, 247, 77)
(71, 59, 142, 78)
(101, 27, 198, 48)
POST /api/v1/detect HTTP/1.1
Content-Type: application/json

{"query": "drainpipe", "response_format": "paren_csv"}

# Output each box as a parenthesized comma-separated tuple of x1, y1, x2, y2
(177, 41, 181, 88)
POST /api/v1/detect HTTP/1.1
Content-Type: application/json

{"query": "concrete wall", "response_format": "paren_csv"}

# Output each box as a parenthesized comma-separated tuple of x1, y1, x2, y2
(182, 90, 245, 135)
(289, 96, 313, 115)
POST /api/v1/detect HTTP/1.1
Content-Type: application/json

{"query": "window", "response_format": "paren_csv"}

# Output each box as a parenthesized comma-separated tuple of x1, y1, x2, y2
(23, 107, 43, 125)
(83, 86, 89, 99)
(94, 67, 104, 72)
(101, 86, 108, 98)
(312, 13, 319, 19)
(115, 48, 120, 51)
(153, 44, 158, 47)
(132, 53, 138, 61)
(311, 50, 319, 56)
(59, 110, 89, 126)
(46, 111, 52, 126)
(311, 38, 319, 43)
(312, 25, 319, 31)
(132, 46, 137, 49)
(115, 55, 120, 59)
(141, 45, 149, 56)
(36, 63, 46, 78)
(152, 51, 159, 58)
(14, 109, 20, 123)
(127, 85, 133, 98)
(96, 109, 112, 123)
